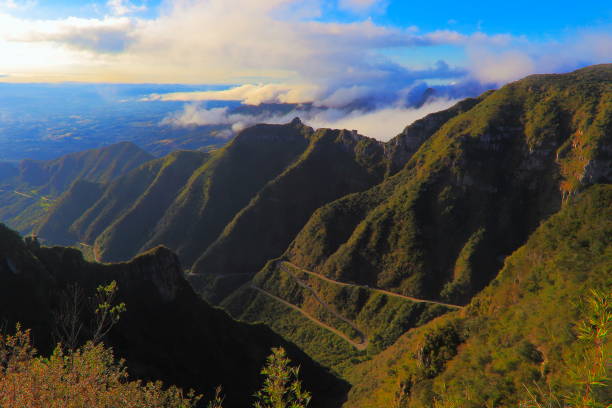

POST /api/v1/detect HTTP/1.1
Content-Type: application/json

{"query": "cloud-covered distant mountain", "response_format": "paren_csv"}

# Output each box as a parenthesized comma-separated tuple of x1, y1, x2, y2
(0, 80, 488, 161)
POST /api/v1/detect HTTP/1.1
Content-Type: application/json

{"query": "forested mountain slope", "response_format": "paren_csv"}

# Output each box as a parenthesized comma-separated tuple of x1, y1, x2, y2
(224, 64, 611, 371)
(345, 184, 611, 407)
(0, 223, 347, 408)
(286, 65, 610, 302)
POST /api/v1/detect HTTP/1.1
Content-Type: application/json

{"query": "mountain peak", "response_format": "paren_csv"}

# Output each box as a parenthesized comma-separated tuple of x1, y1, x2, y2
(232, 120, 313, 146)
(124, 245, 185, 302)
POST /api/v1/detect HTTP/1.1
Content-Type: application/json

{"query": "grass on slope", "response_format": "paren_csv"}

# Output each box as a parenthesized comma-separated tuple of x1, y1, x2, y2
(224, 258, 453, 375)
(344, 184, 611, 408)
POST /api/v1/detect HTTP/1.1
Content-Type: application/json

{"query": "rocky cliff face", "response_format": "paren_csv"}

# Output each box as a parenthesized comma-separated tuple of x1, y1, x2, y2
(384, 94, 489, 175)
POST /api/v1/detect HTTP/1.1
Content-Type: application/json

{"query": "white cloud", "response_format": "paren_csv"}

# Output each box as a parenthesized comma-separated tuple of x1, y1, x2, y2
(315, 85, 371, 108)
(162, 97, 459, 141)
(107, 0, 146, 16)
(0, 0, 36, 10)
(161, 104, 295, 133)
(465, 29, 612, 85)
(145, 83, 323, 105)
(0, 0, 505, 84)
(13, 16, 136, 53)
(467, 49, 535, 84)
(0, 0, 608, 107)
(309, 99, 459, 140)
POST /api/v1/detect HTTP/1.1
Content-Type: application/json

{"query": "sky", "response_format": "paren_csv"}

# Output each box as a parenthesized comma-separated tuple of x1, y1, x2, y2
(0, 0, 610, 140)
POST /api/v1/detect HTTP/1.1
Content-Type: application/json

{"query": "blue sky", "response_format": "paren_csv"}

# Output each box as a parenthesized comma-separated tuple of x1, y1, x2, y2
(0, 0, 609, 139)
(15, 0, 612, 36)
(381, 1, 611, 36)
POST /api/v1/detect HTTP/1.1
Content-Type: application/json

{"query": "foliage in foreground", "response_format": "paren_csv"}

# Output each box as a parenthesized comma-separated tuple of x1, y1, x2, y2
(254, 347, 311, 408)
(0, 326, 201, 408)
(0, 325, 314, 408)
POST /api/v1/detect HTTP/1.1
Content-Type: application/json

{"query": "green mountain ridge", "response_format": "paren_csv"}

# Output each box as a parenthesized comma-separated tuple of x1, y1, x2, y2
(283, 64, 610, 302)
(0, 142, 154, 235)
(37, 120, 315, 263)
(16, 141, 154, 195)
(189, 125, 390, 303)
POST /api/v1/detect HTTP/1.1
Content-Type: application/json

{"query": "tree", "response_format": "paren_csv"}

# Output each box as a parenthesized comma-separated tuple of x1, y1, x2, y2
(53, 283, 85, 351)
(254, 348, 311, 408)
(207, 386, 225, 408)
(53, 280, 126, 350)
(91, 280, 126, 345)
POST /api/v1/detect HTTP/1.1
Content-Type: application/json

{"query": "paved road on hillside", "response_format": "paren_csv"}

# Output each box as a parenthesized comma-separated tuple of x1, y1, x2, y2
(251, 285, 369, 351)
(13, 190, 35, 199)
(282, 267, 368, 345)
(281, 261, 464, 310)
(2, 189, 54, 201)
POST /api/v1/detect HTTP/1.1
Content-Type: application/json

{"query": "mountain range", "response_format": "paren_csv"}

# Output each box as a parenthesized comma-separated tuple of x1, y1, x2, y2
(0, 142, 153, 234)
(0, 64, 610, 407)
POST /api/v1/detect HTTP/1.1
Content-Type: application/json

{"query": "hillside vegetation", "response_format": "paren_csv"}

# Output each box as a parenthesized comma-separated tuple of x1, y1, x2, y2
(223, 65, 611, 372)
(344, 184, 611, 407)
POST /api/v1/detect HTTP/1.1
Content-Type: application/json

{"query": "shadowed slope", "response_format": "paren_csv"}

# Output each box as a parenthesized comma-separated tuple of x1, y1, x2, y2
(0, 224, 349, 408)
(36, 119, 314, 265)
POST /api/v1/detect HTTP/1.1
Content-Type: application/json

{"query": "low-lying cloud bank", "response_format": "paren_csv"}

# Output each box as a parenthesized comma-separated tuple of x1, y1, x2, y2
(161, 97, 460, 141)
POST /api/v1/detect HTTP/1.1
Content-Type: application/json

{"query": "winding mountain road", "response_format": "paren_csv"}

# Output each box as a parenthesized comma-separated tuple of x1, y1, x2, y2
(2, 189, 54, 202)
(282, 267, 368, 345)
(249, 259, 462, 350)
(12, 190, 35, 199)
(281, 261, 464, 310)
(251, 285, 369, 351)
